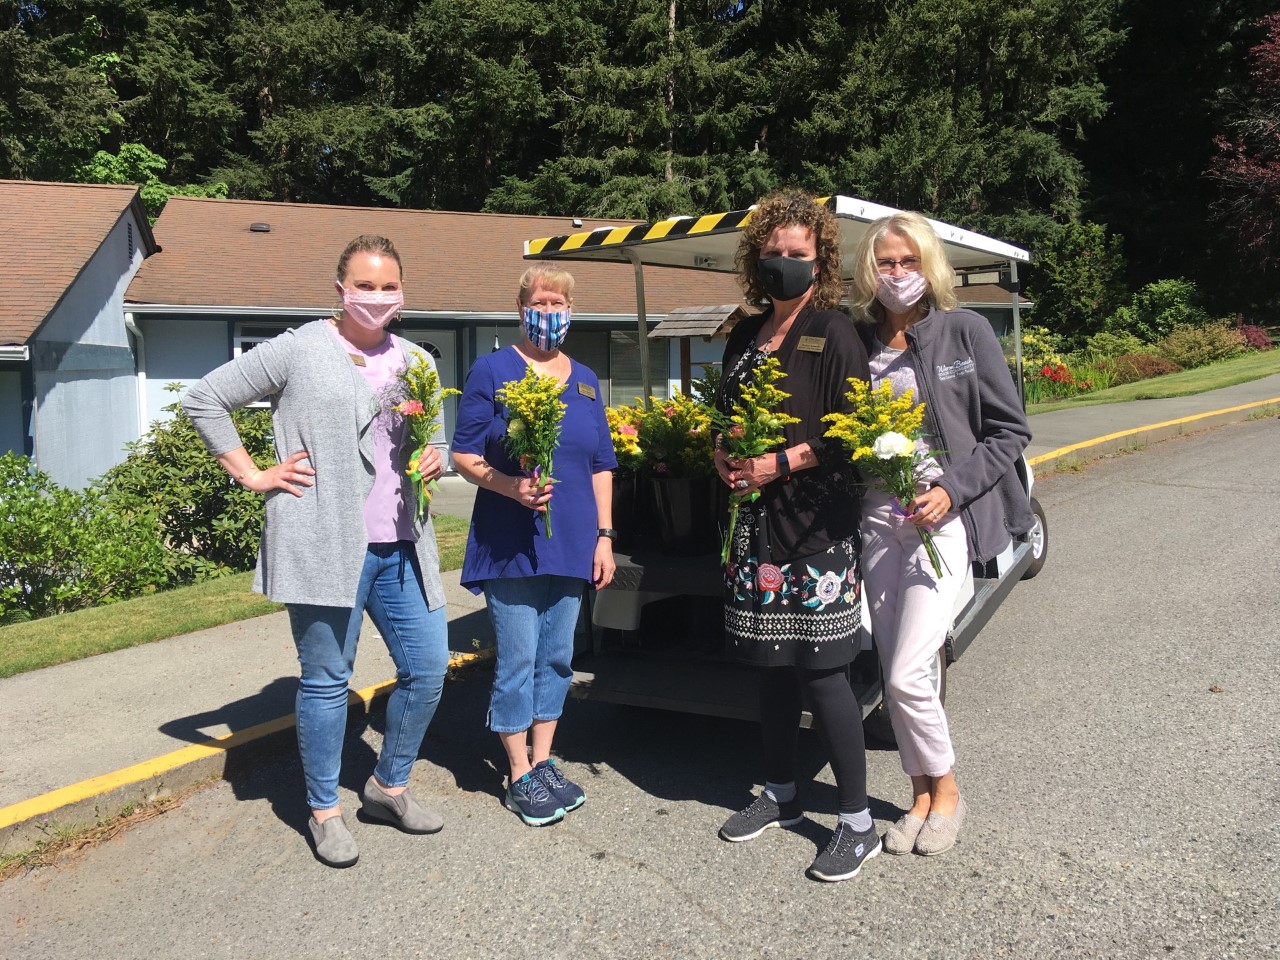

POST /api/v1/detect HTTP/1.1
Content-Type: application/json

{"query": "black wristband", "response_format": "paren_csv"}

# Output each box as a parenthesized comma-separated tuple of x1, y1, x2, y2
(597, 528, 618, 541)
(776, 449, 791, 480)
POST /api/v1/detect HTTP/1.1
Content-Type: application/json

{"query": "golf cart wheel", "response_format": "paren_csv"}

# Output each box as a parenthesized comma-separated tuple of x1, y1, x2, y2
(864, 645, 947, 746)
(1021, 496, 1048, 580)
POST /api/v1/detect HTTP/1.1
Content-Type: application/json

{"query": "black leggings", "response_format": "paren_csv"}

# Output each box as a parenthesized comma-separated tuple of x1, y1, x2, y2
(759, 665, 868, 813)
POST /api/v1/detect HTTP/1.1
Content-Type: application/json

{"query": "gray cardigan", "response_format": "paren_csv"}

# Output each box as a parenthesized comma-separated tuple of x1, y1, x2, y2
(860, 307, 1033, 562)
(182, 320, 447, 609)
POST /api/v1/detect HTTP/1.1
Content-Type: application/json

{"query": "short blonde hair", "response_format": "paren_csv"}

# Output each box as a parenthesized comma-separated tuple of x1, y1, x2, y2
(848, 212, 957, 320)
(518, 265, 576, 305)
(735, 190, 845, 309)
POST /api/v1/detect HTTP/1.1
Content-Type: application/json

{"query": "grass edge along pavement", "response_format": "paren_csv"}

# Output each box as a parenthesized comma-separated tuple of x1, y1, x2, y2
(4, 394, 1280, 860)
(0, 514, 470, 680)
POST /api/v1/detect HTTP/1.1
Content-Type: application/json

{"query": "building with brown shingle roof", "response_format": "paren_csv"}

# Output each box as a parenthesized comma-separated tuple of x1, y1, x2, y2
(124, 196, 749, 442)
(0, 180, 157, 488)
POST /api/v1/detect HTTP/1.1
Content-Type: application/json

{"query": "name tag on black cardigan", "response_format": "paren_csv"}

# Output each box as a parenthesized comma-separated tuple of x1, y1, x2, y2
(797, 336, 826, 353)
(577, 382, 597, 399)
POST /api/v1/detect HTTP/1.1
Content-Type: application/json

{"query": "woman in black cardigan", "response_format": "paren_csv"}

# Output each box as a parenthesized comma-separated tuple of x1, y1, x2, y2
(714, 190, 877, 883)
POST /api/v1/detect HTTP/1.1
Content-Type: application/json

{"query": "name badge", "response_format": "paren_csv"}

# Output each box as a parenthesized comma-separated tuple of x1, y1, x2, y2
(797, 336, 826, 353)
(577, 382, 597, 400)
(348, 353, 367, 367)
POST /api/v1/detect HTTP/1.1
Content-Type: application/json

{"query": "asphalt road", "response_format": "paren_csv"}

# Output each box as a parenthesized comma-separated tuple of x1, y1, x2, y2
(2, 416, 1277, 960)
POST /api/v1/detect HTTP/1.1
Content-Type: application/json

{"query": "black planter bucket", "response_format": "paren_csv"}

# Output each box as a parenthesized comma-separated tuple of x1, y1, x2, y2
(650, 475, 719, 556)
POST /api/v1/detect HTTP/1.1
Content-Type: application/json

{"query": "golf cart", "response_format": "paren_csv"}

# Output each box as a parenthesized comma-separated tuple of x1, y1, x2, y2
(523, 195, 1048, 734)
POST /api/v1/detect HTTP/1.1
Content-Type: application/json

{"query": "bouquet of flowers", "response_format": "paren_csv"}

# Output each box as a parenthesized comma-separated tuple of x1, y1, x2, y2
(394, 355, 460, 523)
(709, 356, 800, 563)
(635, 391, 716, 479)
(822, 378, 947, 577)
(496, 366, 568, 537)
(605, 402, 646, 472)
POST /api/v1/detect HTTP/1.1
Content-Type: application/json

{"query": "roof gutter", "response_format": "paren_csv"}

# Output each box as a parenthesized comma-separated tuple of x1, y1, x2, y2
(122, 303, 647, 324)
(0, 345, 30, 361)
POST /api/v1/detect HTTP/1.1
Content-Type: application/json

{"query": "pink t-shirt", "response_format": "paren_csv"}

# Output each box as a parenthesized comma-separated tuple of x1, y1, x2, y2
(327, 323, 415, 543)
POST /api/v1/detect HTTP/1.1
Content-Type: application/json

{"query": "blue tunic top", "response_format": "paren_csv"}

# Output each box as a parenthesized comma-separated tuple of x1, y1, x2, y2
(453, 346, 617, 593)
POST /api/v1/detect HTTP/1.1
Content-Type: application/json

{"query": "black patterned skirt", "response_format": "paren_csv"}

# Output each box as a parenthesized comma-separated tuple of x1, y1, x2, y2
(723, 502, 861, 670)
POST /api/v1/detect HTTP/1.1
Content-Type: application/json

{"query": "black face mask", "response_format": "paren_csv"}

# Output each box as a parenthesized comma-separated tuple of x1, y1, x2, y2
(757, 255, 817, 302)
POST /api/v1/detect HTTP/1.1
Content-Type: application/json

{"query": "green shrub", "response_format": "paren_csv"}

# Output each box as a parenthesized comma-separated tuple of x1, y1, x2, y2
(1023, 221, 1128, 345)
(1081, 330, 1145, 360)
(0, 453, 168, 622)
(1106, 353, 1183, 385)
(1154, 320, 1248, 369)
(98, 384, 278, 584)
(1107, 278, 1210, 343)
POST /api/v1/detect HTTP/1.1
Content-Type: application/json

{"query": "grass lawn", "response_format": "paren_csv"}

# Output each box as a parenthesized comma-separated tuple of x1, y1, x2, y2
(0, 514, 470, 680)
(1027, 348, 1280, 416)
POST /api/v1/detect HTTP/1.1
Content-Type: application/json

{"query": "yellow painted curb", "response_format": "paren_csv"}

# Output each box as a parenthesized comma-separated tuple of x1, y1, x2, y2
(1028, 397, 1280, 469)
(0, 651, 491, 833)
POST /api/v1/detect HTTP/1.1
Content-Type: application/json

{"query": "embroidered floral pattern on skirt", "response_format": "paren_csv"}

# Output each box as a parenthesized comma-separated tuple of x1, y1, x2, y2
(723, 503, 860, 669)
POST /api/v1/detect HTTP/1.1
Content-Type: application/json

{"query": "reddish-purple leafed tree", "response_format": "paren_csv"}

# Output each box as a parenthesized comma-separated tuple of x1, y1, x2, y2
(1207, 13, 1280, 267)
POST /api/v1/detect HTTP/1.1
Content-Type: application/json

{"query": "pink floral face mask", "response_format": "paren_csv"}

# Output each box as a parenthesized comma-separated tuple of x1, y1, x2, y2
(875, 271, 928, 314)
(341, 288, 403, 329)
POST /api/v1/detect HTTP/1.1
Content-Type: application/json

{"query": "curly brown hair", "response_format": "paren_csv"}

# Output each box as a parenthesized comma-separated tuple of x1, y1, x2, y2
(735, 190, 844, 309)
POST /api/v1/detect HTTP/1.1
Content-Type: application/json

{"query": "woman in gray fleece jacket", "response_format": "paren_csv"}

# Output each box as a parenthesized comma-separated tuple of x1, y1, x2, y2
(183, 235, 450, 868)
(849, 212, 1032, 858)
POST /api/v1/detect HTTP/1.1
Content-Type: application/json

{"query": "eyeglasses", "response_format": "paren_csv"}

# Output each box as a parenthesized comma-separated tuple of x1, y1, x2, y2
(875, 257, 921, 273)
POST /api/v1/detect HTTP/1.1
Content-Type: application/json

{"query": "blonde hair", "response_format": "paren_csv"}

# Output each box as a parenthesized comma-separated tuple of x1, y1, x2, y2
(848, 212, 958, 320)
(735, 190, 844, 309)
(336, 234, 402, 281)
(518, 265, 576, 305)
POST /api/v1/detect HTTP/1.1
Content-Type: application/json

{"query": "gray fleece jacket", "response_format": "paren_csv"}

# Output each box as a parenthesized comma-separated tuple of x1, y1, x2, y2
(860, 307, 1033, 563)
(182, 319, 447, 609)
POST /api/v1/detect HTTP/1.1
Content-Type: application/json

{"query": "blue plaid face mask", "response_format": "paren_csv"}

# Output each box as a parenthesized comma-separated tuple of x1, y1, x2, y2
(521, 307, 571, 352)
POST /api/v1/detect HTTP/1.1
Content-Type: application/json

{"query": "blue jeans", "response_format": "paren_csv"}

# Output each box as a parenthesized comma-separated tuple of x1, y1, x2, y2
(483, 575, 582, 733)
(287, 543, 449, 811)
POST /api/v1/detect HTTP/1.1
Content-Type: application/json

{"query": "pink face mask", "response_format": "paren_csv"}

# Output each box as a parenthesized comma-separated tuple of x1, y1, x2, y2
(341, 288, 403, 330)
(875, 271, 929, 314)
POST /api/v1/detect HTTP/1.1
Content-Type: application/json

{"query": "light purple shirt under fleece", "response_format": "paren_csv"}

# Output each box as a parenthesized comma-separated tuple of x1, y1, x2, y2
(327, 324, 415, 543)
(869, 335, 943, 485)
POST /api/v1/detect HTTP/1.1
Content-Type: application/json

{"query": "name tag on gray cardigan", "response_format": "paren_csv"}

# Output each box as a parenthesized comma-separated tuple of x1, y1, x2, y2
(797, 336, 826, 353)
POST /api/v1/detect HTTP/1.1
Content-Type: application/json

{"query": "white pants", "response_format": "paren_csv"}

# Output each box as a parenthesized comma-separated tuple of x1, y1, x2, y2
(861, 489, 971, 777)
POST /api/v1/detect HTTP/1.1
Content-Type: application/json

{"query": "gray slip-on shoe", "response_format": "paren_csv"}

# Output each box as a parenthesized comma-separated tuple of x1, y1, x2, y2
(883, 813, 926, 855)
(914, 796, 967, 856)
(308, 814, 359, 868)
(360, 776, 444, 834)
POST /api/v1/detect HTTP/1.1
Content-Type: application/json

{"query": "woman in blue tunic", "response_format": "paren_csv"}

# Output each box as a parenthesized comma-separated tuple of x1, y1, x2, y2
(451, 265, 617, 826)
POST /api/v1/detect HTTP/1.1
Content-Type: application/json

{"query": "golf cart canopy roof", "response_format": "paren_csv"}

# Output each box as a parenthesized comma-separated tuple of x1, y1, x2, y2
(523, 195, 1030, 276)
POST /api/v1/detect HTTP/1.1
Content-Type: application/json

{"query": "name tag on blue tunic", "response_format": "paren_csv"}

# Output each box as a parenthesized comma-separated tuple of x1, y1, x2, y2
(577, 382, 597, 400)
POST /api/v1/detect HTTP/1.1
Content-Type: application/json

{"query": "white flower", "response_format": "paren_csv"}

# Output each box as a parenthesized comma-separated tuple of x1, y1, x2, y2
(507, 418, 526, 436)
(872, 431, 913, 459)
(815, 572, 843, 604)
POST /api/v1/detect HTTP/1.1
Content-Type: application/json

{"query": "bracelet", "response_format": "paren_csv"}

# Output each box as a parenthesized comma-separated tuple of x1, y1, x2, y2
(597, 528, 618, 541)
(776, 449, 791, 481)
(236, 467, 262, 486)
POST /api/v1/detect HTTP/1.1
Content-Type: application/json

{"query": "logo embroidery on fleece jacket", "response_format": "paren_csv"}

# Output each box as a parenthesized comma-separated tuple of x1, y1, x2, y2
(936, 357, 976, 381)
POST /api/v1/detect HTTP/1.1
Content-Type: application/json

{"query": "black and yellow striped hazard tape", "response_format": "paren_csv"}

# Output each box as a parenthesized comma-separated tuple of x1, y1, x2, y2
(526, 196, 834, 257)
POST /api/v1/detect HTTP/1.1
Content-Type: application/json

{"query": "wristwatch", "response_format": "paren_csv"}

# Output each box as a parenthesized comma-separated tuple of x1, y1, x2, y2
(776, 449, 791, 481)
(597, 528, 618, 541)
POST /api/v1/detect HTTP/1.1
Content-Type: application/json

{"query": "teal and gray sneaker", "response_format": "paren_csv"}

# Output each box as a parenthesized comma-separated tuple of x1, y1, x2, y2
(504, 771, 566, 826)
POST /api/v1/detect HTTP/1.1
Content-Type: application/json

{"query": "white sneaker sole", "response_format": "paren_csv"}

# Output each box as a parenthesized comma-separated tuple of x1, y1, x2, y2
(720, 814, 804, 843)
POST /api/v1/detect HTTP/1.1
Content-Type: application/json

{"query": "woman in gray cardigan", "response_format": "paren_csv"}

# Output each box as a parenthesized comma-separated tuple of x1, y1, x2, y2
(183, 235, 450, 868)
(850, 212, 1032, 858)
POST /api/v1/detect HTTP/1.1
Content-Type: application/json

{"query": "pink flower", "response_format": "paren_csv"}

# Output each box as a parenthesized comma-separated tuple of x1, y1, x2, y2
(757, 564, 784, 592)
(619, 424, 638, 436)
(664, 406, 676, 417)
(728, 424, 746, 438)
(397, 399, 425, 416)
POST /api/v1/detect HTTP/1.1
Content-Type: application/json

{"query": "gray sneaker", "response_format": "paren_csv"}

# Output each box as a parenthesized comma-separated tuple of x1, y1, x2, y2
(719, 791, 804, 842)
(807, 822, 881, 882)
(308, 814, 359, 868)
(360, 777, 444, 834)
